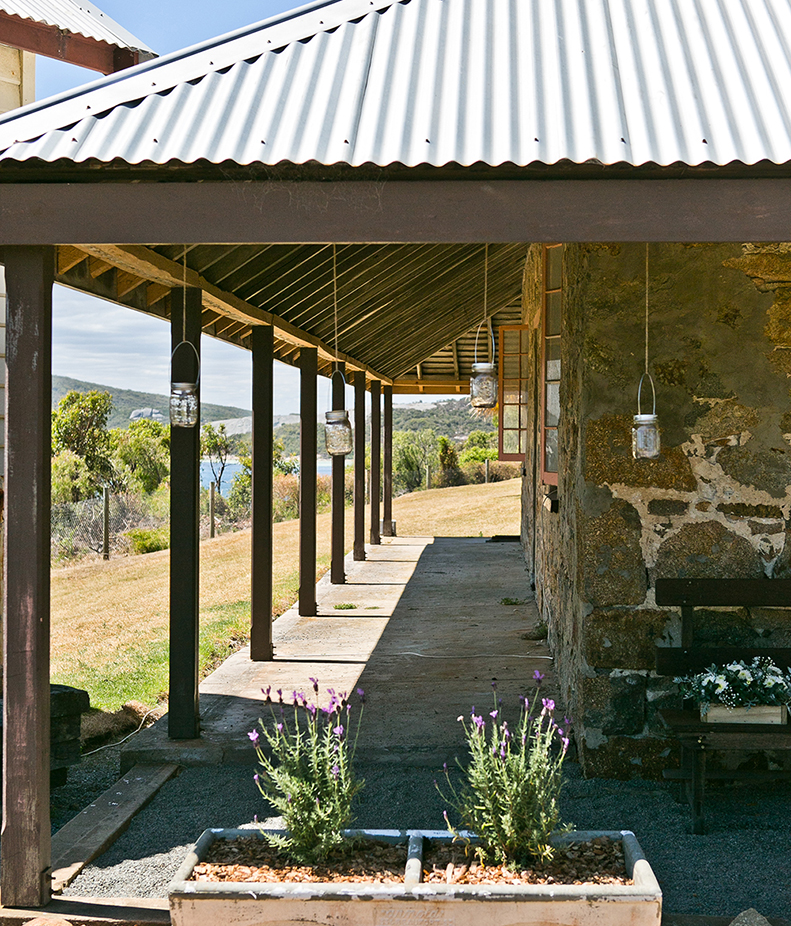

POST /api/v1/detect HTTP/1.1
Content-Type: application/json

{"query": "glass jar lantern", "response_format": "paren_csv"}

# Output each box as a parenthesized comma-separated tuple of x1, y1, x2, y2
(632, 374, 660, 459)
(470, 362, 497, 409)
(170, 382, 199, 428)
(325, 409, 353, 456)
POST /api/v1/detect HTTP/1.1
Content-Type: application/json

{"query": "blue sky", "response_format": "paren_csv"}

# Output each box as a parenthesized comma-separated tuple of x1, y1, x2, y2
(40, 0, 445, 415)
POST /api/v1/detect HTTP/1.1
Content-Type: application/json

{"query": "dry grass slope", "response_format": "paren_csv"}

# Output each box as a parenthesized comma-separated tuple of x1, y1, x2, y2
(51, 479, 522, 709)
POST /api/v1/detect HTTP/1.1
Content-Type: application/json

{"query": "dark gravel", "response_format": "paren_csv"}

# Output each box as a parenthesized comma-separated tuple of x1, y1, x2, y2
(53, 748, 791, 919)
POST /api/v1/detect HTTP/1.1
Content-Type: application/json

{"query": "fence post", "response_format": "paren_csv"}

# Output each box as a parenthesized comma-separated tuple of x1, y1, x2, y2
(426, 464, 431, 490)
(102, 486, 110, 560)
(210, 481, 216, 539)
(485, 458, 490, 484)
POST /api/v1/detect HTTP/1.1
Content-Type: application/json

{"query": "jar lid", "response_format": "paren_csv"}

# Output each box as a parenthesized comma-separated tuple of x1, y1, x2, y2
(633, 414, 658, 424)
(471, 362, 495, 374)
(325, 410, 350, 423)
(171, 382, 197, 392)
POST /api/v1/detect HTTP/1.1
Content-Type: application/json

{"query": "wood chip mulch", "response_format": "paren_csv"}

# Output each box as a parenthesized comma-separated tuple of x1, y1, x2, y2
(422, 836, 632, 886)
(191, 836, 407, 884)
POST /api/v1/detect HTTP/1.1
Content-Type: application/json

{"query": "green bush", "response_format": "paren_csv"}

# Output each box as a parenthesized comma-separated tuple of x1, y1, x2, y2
(125, 526, 170, 555)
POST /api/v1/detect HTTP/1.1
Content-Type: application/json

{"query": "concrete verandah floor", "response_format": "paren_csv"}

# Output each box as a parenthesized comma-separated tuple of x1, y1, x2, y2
(122, 535, 557, 770)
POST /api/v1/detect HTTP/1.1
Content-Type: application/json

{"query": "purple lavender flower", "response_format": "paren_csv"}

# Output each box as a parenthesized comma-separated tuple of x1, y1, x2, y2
(443, 762, 448, 772)
(277, 688, 283, 703)
(357, 687, 366, 704)
(309, 676, 319, 693)
(542, 697, 556, 713)
(262, 685, 272, 702)
(307, 703, 317, 717)
(247, 729, 260, 746)
(499, 742, 507, 759)
(276, 723, 283, 732)
(253, 773, 260, 783)
(472, 714, 485, 729)
(490, 709, 498, 720)
(491, 680, 498, 691)
(331, 764, 340, 779)
(333, 724, 344, 737)
(533, 670, 545, 685)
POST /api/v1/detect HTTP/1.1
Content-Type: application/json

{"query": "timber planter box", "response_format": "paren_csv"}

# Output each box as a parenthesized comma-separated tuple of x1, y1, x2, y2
(169, 828, 662, 926)
(702, 704, 788, 724)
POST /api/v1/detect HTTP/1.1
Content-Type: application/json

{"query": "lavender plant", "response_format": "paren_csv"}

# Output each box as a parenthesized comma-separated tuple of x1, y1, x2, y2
(248, 680, 365, 863)
(438, 673, 570, 867)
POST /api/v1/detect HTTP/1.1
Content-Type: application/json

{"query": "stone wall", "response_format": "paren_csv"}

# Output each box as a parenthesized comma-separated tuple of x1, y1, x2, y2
(524, 242, 791, 778)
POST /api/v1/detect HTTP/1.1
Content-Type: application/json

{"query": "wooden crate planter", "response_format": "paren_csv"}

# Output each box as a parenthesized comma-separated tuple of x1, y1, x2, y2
(169, 828, 662, 926)
(702, 704, 788, 724)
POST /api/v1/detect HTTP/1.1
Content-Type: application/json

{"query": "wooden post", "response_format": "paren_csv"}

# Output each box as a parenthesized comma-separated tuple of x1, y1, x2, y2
(382, 385, 393, 537)
(103, 486, 110, 559)
(331, 363, 346, 584)
(299, 348, 318, 616)
(169, 286, 202, 740)
(2, 245, 54, 907)
(485, 458, 490, 483)
(251, 325, 274, 660)
(209, 482, 216, 538)
(370, 380, 381, 545)
(353, 371, 366, 561)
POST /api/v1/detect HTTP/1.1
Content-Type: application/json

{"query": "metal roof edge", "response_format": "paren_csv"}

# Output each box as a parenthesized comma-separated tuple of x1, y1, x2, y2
(0, 0, 397, 146)
(58, 0, 156, 52)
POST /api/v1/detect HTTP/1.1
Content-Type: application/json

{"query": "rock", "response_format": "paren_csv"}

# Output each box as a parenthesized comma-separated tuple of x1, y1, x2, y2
(654, 521, 764, 579)
(728, 910, 773, 926)
(581, 500, 647, 606)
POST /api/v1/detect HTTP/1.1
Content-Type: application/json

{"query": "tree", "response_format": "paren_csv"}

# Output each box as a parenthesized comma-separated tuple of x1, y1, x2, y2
(51, 450, 95, 503)
(392, 429, 438, 494)
(110, 418, 170, 494)
(437, 436, 462, 487)
(51, 390, 113, 497)
(459, 429, 498, 464)
(201, 423, 233, 493)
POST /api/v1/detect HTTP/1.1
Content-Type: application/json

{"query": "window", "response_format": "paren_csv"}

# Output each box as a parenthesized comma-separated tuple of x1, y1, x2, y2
(542, 244, 563, 485)
(498, 325, 529, 460)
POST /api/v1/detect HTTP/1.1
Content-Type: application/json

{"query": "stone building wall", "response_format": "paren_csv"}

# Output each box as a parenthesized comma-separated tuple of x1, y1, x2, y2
(523, 242, 791, 778)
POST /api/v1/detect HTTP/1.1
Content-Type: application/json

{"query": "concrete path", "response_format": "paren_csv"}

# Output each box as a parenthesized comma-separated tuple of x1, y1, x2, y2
(121, 536, 557, 771)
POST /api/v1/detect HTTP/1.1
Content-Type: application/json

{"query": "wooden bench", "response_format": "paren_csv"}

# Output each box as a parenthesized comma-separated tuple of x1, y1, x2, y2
(654, 577, 791, 833)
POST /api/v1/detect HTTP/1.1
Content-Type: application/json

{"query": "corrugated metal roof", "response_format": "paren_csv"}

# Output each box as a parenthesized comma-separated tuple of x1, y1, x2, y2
(1, 0, 790, 168)
(0, 0, 154, 53)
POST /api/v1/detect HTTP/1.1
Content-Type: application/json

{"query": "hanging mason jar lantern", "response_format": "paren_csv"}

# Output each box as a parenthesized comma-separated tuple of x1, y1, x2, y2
(325, 408, 353, 456)
(632, 373, 660, 459)
(170, 340, 201, 428)
(470, 361, 497, 408)
(469, 246, 498, 409)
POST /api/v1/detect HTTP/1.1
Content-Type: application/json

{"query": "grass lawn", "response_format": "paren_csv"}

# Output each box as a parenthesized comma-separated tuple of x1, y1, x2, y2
(51, 479, 522, 710)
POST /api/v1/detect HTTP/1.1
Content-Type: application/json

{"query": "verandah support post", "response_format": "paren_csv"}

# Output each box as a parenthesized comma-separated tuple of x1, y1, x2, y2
(383, 385, 393, 537)
(169, 285, 202, 740)
(251, 325, 274, 660)
(299, 347, 318, 616)
(2, 245, 54, 907)
(331, 362, 346, 584)
(353, 371, 366, 561)
(370, 379, 381, 545)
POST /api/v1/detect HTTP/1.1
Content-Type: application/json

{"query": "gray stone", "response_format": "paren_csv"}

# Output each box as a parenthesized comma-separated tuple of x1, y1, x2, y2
(654, 521, 764, 579)
(728, 910, 772, 926)
(581, 500, 647, 606)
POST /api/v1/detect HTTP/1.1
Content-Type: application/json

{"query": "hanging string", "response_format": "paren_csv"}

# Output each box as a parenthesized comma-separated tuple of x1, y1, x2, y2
(484, 243, 489, 319)
(644, 243, 649, 376)
(182, 245, 188, 344)
(333, 244, 339, 364)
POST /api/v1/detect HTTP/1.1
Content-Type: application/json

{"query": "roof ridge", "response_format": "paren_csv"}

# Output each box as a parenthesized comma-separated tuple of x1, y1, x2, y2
(0, 0, 397, 143)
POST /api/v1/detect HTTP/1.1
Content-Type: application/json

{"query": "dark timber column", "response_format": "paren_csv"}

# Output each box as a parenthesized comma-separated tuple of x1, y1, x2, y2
(169, 286, 202, 740)
(331, 363, 346, 584)
(353, 372, 366, 561)
(2, 246, 54, 907)
(370, 379, 381, 545)
(251, 326, 274, 660)
(299, 348, 318, 616)
(383, 385, 393, 537)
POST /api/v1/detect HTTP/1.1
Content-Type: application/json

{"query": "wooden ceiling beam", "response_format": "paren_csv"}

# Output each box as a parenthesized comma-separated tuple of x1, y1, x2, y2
(57, 246, 87, 275)
(78, 244, 390, 385)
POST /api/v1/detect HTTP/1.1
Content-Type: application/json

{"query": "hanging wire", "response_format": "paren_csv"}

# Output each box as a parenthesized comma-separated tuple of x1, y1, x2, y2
(645, 242, 649, 376)
(333, 244, 340, 363)
(473, 245, 495, 363)
(183, 245, 188, 343)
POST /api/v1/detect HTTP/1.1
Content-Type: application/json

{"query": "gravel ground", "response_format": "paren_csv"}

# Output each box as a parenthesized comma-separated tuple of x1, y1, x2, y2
(53, 746, 791, 920)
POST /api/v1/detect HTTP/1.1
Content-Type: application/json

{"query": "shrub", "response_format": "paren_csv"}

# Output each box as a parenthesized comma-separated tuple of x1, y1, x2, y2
(250, 682, 365, 863)
(438, 676, 570, 866)
(124, 526, 169, 555)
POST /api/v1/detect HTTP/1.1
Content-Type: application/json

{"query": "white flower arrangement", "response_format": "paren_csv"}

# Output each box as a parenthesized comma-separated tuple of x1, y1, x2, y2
(676, 657, 791, 714)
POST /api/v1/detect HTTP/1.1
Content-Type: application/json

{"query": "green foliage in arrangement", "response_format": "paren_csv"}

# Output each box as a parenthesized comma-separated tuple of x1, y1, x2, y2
(677, 657, 791, 712)
(249, 683, 366, 863)
(438, 675, 570, 866)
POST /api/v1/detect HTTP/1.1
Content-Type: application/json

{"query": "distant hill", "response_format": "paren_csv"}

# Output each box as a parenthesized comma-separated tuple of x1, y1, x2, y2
(52, 375, 251, 430)
(392, 398, 495, 440)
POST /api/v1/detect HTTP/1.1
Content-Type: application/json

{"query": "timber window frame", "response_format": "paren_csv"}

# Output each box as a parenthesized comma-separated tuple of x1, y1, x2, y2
(498, 324, 530, 461)
(541, 244, 563, 486)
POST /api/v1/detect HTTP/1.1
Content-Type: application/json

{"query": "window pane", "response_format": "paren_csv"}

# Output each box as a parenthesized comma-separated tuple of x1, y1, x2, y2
(546, 246, 563, 291)
(503, 404, 519, 429)
(502, 329, 520, 355)
(503, 384, 521, 405)
(545, 382, 560, 427)
(546, 337, 560, 381)
(545, 428, 558, 473)
(504, 354, 520, 378)
(520, 404, 529, 429)
(520, 328, 530, 353)
(546, 291, 561, 336)
(520, 429, 529, 455)
(504, 429, 519, 455)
